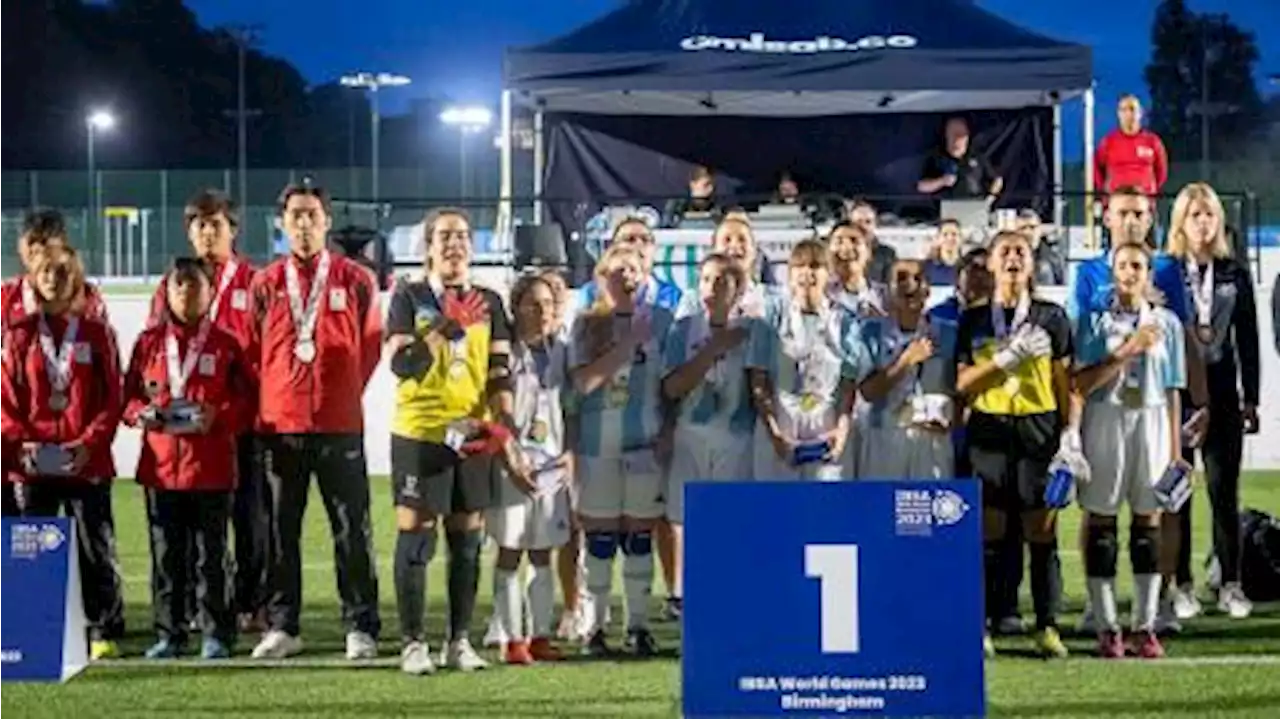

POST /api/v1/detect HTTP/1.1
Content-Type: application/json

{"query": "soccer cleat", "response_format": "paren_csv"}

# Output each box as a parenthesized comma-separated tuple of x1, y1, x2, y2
(1074, 604, 1097, 635)
(90, 639, 121, 661)
(483, 614, 508, 648)
(1217, 583, 1253, 619)
(996, 615, 1026, 635)
(200, 637, 231, 660)
(250, 630, 304, 659)
(1170, 584, 1203, 620)
(982, 633, 995, 658)
(582, 630, 612, 658)
(661, 596, 683, 622)
(143, 638, 182, 660)
(1131, 630, 1166, 659)
(401, 641, 436, 676)
(503, 639, 535, 665)
(529, 636, 563, 662)
(1033, 627, 1069, 659)
(624, 627, 660, 658)
(345, 631, 378, 660)
(441, 638, 489, 671)
(1096, 630, 1125, 659)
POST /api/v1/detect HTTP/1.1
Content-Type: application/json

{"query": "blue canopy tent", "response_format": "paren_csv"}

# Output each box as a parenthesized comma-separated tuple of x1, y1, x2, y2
(497, 0, 1096, 229)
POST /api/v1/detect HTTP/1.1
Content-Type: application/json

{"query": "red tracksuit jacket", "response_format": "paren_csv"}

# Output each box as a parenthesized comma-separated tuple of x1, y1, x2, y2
(251, 251, 382, 435)
(147, 257, 259, 426)
(0, 313, 122, 481)
(1093, 128, 1168, 196)
(123, 319, 251, 492)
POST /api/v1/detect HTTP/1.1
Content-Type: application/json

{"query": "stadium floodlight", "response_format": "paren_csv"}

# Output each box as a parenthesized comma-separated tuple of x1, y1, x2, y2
(338, 71, 412, 202)
(440, 106, 493, 199)
(86, 109, 117, 253)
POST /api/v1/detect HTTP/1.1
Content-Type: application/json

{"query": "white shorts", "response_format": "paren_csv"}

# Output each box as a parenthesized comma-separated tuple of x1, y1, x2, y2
(577, 452, 664, 520)
(486, 485, 572, 550)
(1080, 402, 1172, 516)
(666, 427, 754, 523)
(858, 424, 954, 481)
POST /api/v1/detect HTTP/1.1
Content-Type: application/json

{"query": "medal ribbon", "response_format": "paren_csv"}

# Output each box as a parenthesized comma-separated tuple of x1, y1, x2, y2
(165, 319, 212, 400)
(284, 250, 330, 348)
(991, 292, 1031, 340)
(21, 277, 37, 314)
(1186, 261, 1214, 330)
(37, 314, 80, 395)
(208, 258, 238, 322)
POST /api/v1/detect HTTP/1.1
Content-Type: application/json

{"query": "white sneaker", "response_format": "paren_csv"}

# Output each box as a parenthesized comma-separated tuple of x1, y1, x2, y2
(441, 638, 489, 671)
(401, 641, 436, 675)
(1170, 584, 1203, 620)
(1217, 583, 1253, 619)
(345, 631, 378, 660)
(251, 630, 303, 659)
(483, 614, 508, 648)
(1154, 601, 1183, 635)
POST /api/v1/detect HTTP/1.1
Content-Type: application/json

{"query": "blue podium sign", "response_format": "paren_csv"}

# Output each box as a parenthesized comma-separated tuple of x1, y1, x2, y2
(2, 518, 88, 682)
(682, 481, 985, 717)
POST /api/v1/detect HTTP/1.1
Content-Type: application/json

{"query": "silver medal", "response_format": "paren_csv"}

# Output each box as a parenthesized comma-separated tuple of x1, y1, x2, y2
(48, 392, 68, 411)
(294, 340, 317, 363)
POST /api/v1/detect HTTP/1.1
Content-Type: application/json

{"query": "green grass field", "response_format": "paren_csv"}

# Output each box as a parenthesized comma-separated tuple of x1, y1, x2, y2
(4, 475, 1279, 718)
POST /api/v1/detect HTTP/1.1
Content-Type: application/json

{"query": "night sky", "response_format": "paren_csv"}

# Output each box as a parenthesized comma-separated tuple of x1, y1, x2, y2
(185, 0, 1277, 158)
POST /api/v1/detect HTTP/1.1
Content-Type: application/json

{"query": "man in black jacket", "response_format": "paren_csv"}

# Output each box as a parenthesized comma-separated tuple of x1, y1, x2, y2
(846, 199, 897, 285)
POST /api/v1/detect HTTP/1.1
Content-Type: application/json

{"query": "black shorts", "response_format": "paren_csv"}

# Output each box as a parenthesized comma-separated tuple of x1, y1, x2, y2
(966, 411, 1060, 511)
(390, 435, 496, 515)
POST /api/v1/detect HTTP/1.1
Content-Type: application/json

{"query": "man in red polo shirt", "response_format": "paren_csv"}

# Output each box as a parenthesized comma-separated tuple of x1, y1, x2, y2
(1094, 95, 1169, 198)
(249, 182, 383, 660)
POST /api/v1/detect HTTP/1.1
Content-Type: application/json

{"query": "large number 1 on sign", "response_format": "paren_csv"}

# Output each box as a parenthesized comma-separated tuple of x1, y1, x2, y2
(805, 544, 860, 654)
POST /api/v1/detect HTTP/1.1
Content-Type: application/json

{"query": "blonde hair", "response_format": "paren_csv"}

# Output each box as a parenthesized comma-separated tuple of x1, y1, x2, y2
(579, 244, 644, 358)
(789, 238, 830, 269)
(712, 216, 754, 246)
(1166, 182, 1230, 260)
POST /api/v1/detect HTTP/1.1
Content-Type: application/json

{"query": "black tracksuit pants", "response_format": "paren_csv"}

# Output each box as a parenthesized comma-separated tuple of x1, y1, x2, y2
(147, 488, 234, 644)
(261, 433, 380, 637)
(18, 479, 125, 641)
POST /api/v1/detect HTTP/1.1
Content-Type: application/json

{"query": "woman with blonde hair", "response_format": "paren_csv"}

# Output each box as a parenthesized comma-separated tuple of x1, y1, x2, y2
(568, 241, 676, 657)
(1163, 182, 1259, 620)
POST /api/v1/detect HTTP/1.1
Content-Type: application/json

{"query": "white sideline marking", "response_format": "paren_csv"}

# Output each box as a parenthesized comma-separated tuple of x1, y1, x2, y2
(95, 654, 1280, 670)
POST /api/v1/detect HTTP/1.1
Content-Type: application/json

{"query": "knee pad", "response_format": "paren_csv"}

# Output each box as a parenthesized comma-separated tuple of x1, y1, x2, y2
(446, 529, 484, 562)
(397, 529, 436, 566)
(1130, 523, 1160, 575)
(1084, 522, 1119, 578)
(621, 530, 653, 556)
(586, 531, 619, 561)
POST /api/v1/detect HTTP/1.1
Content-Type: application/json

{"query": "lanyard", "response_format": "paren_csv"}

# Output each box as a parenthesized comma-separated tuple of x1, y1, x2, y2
(991, 293, 1031, 340)
(1186, 260, 1214, 329)
(284, 251, 330, 346)
(165, 319, 212, 400)
(37, 314, 80, 393)
(21, 277, 37, 314)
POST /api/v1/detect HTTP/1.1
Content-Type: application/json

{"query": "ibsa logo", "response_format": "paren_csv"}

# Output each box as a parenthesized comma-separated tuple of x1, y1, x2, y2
(9, 522, 66, 560)
(680, 32, 918, 54)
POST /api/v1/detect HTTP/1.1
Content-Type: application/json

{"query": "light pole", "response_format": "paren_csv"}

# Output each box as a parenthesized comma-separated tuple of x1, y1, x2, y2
(339, 72, 411, 202)
(222, 23, 264, 214)
(440, 106, 493, 199)
(85, 109, 115, 253)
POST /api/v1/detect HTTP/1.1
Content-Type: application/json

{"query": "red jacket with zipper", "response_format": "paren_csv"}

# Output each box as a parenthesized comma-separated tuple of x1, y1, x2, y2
(0, 313, 122, 481)
(123, 319, 251, 491)
(147, 257, 260, 427)
(250, 251, 382, 435)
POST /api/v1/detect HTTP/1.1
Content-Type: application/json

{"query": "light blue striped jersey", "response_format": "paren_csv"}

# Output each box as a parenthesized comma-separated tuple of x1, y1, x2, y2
(1075, 302, 1186, 407)
(746, 296, 869, 410)
(661, 309, 760, 437)
(858, 314, 959, 428)
(568, 306, 676, 457)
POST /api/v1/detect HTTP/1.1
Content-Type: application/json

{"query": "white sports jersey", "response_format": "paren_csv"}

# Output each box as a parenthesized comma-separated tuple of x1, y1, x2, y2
(1075, 301, 1186, 408)
(827, 278, 887, 319)
(510, 336, 570, 487)
(568, 306, 676, 458)
(746, 295, 868, 442)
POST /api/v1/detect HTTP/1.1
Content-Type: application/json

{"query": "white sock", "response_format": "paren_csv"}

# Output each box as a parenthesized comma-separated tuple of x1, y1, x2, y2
(527, 564, 556, 639)
(622, 550, 654, 631)
(670, 529, 684, 599)
(494, 567, 523, 641)
(584, 553, 613, 633)
(1086, 577, 1120, 632)
(1133, 574, 1162, 632)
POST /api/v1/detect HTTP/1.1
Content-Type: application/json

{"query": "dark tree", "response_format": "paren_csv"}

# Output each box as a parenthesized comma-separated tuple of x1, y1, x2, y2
(1144, 0, 1264, 164)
